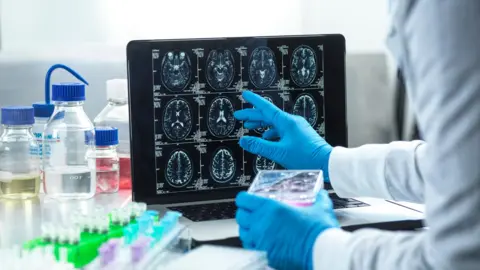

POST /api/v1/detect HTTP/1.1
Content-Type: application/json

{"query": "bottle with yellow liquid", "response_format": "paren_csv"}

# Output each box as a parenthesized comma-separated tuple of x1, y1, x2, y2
(0, 106, 40, 199)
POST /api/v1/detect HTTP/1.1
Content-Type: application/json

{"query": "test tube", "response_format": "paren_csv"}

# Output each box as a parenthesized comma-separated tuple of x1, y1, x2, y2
(99, 244, 111, 266)
(41, 223, 52, 242)
(152, 224, 165, 242)
(136, 215, 152, 234)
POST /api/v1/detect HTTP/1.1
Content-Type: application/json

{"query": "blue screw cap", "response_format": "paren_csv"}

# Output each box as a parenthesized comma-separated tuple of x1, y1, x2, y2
(1, 106, 35, 125)
(32, 103, 55, 118)
(52, 83, 86, 101)
(95, 127, 119, 146)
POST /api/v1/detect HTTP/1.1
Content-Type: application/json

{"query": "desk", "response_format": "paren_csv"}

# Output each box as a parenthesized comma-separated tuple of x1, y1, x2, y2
(0, 191, 131, 248)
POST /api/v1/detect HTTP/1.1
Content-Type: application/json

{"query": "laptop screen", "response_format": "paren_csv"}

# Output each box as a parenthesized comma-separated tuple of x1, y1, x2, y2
(127, 34, 346, 204)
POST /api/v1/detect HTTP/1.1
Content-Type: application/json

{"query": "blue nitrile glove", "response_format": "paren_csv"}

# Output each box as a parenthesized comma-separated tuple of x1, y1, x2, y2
(234, 90, 333, 181)
(236, 190, 339, 270)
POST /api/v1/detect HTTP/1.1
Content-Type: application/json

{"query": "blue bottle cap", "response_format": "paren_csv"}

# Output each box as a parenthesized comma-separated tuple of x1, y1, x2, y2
(95, 127, 119, 146)
(32, 102, 55, 118)
(52, 83, 86, 101)
(1, 106, 35, 125)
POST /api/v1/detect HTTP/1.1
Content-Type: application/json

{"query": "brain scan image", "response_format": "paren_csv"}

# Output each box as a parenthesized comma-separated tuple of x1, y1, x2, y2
(163, 98, 193, 140)
(206, 49, 235, 90)
(210, 147, 236, 183)
(161, 51, 192, 92)
(254, 95, 274, 134)
(254, 155, 276, 174)
(165, 150, 193, 188)
(207, 96, 236, 138)
(290, 45, 317, 87)
(293, 94, 318, 126)
(248, 47, 277, 88)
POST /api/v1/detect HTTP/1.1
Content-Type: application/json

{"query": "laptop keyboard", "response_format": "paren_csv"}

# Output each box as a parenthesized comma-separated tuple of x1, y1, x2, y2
(168, 202, 237, 222)
(169, 194, 370, 222)
(329, 193, 370, 209)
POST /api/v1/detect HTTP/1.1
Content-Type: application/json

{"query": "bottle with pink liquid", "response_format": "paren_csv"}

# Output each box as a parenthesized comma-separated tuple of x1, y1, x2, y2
(89, 127, 119, 193)
(94, 79, 131, 190)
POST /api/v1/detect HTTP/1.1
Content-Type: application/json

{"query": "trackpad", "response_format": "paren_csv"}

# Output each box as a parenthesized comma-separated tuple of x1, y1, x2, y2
(336, 211, 371, 226)
(190, 219, 239, 242)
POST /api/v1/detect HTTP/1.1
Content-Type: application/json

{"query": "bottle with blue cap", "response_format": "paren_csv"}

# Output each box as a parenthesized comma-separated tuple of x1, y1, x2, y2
(43, 82, 96, 200)
(32, 103, 54, 192)
(0, 106, 40, 199)
(33, 64, 89, 193)
(94, 79, 131, 190)
(87, 127, 120, 193)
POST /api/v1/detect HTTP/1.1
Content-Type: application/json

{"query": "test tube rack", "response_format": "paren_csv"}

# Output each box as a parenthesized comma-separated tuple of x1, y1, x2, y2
(20, 202, 191, 269)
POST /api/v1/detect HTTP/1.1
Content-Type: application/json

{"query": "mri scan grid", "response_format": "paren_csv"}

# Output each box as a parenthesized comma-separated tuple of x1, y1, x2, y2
(285, 90, 325, 135)
(151, 39, 325, 194)
(203, 93, 243, 140)
(204, 141, 245, 187)
(156, 145, 201, 193)
(154, 95, 199, 143)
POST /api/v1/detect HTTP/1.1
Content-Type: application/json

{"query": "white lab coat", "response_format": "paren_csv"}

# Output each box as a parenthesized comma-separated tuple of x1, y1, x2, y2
(312, 1, 480, 270)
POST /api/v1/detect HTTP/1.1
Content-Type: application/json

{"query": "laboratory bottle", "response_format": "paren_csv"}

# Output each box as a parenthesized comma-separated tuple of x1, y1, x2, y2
(94, 79, 131, 190)
(0, 106, 40, 199)
(88, 127, 120, 193)
(43, 83, 96, 200)
(32, 103, 54, 191)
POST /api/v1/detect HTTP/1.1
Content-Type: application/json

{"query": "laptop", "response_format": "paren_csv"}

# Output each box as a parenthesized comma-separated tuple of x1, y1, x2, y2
(126, 34, 424, 242)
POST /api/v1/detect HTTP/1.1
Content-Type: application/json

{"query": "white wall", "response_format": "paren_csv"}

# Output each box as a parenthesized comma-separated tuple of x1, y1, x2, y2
(0, 0, 397, 145)
(300, 1, 396, 145)
(0, 0, 303, 60)
(301, 0, 390, 53)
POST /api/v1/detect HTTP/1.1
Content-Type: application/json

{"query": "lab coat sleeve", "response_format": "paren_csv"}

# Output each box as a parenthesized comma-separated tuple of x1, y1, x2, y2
(328, 141, 426, 203)
(313, 1, 480, 270)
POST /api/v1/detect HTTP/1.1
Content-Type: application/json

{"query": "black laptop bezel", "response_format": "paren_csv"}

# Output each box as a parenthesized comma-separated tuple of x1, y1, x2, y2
(127, 34, 347, 205)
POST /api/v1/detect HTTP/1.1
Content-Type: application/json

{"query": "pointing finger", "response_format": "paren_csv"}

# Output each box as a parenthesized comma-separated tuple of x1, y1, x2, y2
(243, 121, 268, 130)
(239, 136, 279, 160)
(262, 128, 279, 140)
(234, 108, 264, 122)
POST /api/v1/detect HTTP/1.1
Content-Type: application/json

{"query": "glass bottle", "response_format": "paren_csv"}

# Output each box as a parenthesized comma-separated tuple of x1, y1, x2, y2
(88, 127, 120, 193)
(94, 79, 131, 189)
(32, 103, 54, 192)
(0, 106, 40, 199)
(43, 83, 96, 200)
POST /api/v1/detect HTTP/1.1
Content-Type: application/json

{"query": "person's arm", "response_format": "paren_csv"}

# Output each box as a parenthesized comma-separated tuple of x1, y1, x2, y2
(313, 1, 480, 269)
(329, 141, 426, 203)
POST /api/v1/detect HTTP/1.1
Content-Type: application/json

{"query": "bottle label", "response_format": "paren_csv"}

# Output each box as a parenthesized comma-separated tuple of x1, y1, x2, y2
(60, 171, 92, 193)
(33, 133, 57, 159)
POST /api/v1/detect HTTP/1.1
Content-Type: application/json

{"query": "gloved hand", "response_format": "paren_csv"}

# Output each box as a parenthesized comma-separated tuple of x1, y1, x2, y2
(234, 91, 333, 180)
(236, 190, 339, 270)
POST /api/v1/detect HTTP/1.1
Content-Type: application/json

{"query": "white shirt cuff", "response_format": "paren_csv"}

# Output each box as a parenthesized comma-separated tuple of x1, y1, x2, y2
(313, 228, 352, 270)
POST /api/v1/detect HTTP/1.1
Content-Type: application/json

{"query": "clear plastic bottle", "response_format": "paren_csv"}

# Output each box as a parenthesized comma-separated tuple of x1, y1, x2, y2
(94, 79, 131, 190)
(43, 83, 96, 200)
(88, 127, 119, 193)
(32, 103, 54, 192)
(0, 106, 40, 199)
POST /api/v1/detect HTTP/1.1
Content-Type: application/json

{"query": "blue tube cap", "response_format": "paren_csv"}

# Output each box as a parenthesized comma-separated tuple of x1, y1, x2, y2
(52, 83, 86, 101)
(95, 127, 118, 146)
(32, 103, 55, 118)
(1, 106, 35, 125)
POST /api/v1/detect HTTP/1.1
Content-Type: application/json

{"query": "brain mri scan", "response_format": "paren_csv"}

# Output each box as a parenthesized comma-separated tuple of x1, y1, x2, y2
(254, 155, 276, 174)
(163, 98, 193, 140)
(248, 47, 277, 88)
(165, 150, 193, 188)
(293, 94, 318, 126)
(161, 51, 192, 92)
(207, 96, 236, 138)
(206, 49, 235, 90)
(290, 45, 317, 87)
(210, 148, 236, 183)
(254, 95, 274, 134)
